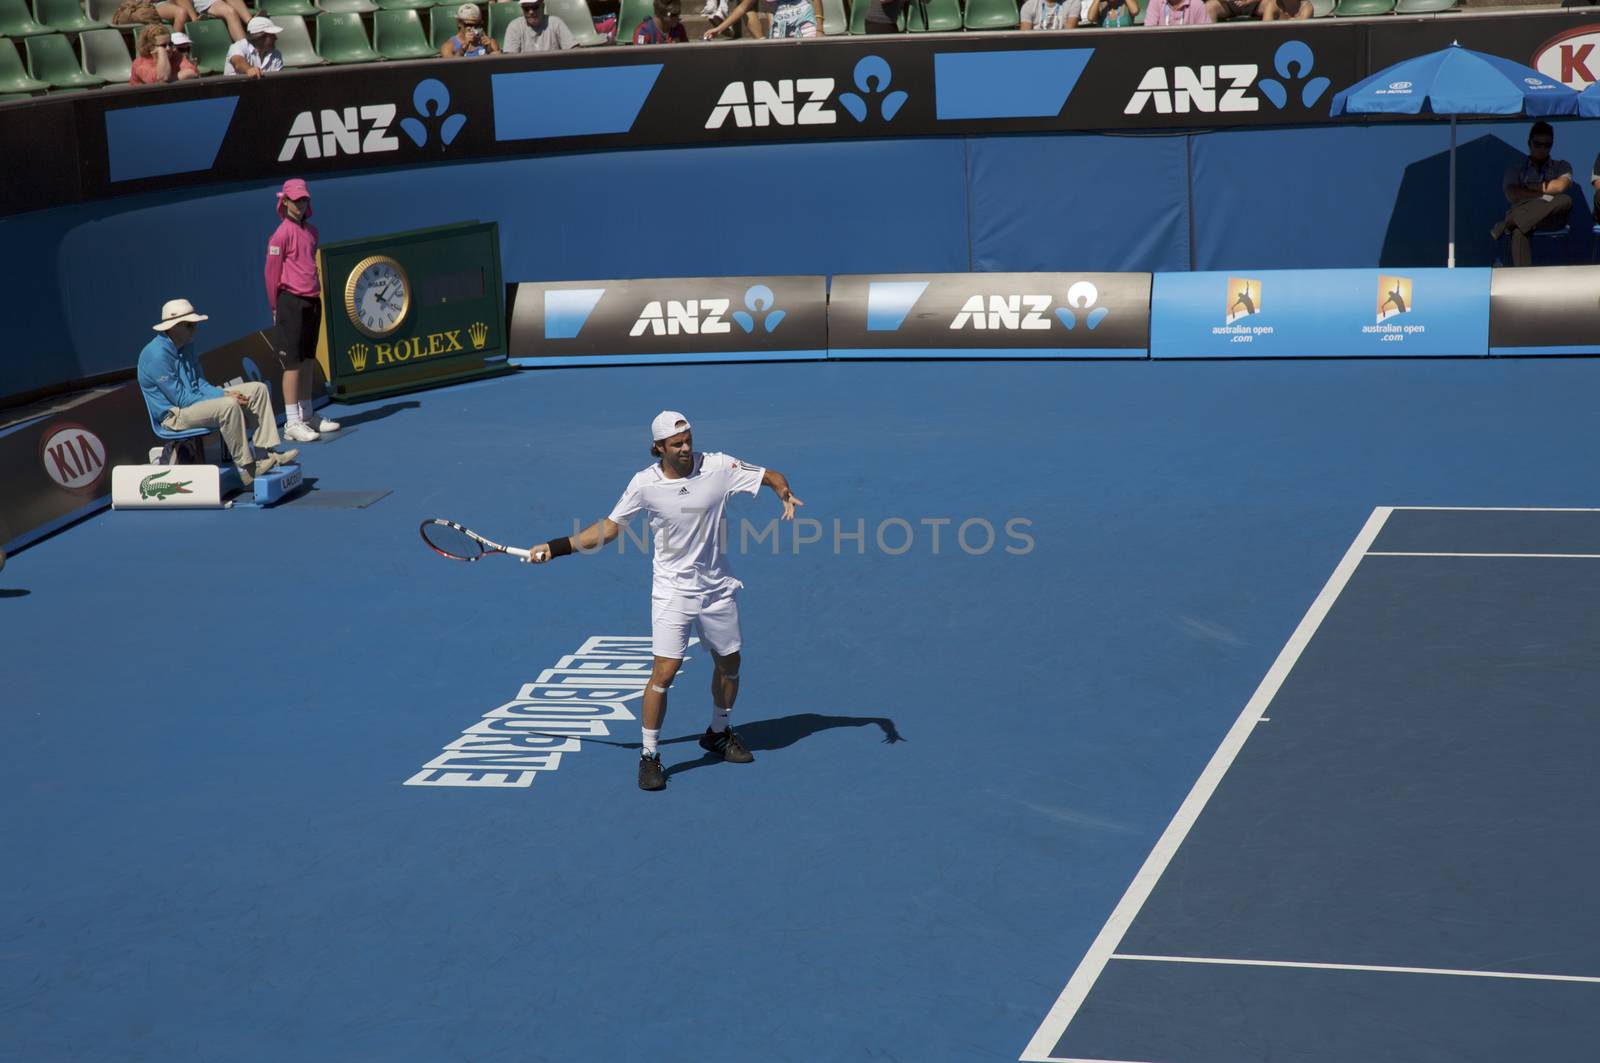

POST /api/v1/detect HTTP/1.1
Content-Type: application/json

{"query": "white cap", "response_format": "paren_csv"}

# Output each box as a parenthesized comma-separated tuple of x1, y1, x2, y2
(246, 15, 283, 34)
(456, 2, 482, 18)
(651, 410, 691, 441)
(169, 31, 191, 44)
(153, 298, 209, 332)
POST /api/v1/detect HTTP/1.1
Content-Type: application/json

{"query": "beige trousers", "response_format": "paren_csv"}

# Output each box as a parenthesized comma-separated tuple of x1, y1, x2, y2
(163, 381, 281, 470)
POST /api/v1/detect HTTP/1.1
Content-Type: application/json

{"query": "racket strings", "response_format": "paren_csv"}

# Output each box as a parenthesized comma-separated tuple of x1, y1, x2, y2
(421, 520, 485, 561)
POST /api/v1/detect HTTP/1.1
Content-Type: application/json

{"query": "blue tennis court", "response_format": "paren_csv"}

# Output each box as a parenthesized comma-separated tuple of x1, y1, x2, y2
(4, 356, 1599, 1062)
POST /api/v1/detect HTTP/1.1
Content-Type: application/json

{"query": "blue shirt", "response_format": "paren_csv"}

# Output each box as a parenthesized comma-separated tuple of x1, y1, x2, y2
(137, 333, 223, 424)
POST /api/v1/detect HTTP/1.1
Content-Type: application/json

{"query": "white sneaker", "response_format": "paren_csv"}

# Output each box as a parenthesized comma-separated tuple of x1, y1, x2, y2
(311, 415, 341, 433)
(283, 420, 320, 443)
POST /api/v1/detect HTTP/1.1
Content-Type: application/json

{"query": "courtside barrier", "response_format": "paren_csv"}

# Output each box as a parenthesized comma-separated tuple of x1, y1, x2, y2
(1149, 268, 1493, 359)
(3, 9, 1600, 219)
(827, 273, 1150, 360)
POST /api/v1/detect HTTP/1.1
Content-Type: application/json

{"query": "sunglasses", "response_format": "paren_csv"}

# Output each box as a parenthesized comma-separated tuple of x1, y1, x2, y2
(1531, 139, 1553, 148)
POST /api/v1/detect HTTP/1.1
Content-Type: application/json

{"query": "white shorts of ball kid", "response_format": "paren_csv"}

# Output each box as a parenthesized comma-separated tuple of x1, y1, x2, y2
(652, 587, 742, 660)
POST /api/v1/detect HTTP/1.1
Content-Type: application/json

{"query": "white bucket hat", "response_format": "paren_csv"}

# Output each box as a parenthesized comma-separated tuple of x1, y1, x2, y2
(246, 15, 284, 34)
(153, 298, 209, 332)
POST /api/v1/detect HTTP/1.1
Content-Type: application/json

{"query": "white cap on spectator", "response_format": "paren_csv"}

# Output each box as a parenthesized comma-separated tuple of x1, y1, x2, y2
(651, 411, 691, 441)
(170, 31, 191, 44)
(153, 298, 209, 332)
(456, 2, 482, 18)
(246, 15, 283, 34)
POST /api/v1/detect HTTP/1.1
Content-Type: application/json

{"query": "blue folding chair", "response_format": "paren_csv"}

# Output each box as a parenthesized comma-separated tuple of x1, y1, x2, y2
(145, 403, 213, 464)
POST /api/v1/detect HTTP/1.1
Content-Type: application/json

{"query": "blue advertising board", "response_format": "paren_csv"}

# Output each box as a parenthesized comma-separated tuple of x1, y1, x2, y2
(1150, 268, 1492, 359)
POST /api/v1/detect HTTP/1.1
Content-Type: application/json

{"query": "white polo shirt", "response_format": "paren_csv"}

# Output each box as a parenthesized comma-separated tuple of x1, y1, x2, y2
(224, 39, 283, 75)
(608, 452, 764, 597)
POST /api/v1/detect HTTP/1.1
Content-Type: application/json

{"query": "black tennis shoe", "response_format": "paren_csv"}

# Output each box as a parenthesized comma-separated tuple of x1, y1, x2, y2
(699, 727, 754, 763)
(638, 752, 666, 791)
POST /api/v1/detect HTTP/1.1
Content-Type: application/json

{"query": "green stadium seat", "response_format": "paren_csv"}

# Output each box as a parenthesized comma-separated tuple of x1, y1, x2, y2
(962, 0, 1017, 28)
(373, 6, 434, 56)
(183, 14, 230, 73)
(256, 0, 319, 16)
(79, 26, 131, 80)
(318, 0, 379, 13)
(1332, 0, 1392, 13)
(36, 0, 104, 31)
(546, 0, 604, 44)
(1392, 0, 1454, 11)
(848, 0, 867, 32)
(272, 14, 324, 64)
(26, 33, 107, 87)
(816, 0, 845, 32)
(616, 0, 648, 42)
(0, 0, 52, 35)
(487, 0, 515, 40)
(0, 40, 50, 91)
(377, 0, 433, 10)
(316, 10, 381, 61)
(900, 0, 958, 30)
(84, 0, 122, 21)
(1309, 0, 1333, 13)
(430, 4, 456, 47)
(0, 91, 34, 101)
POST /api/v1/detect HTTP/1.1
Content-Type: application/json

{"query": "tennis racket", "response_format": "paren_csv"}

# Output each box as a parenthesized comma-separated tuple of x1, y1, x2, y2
(420, 518, 532, 562)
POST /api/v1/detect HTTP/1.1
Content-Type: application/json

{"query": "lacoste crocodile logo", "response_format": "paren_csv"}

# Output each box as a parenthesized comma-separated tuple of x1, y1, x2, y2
(139, 470, 195, 501)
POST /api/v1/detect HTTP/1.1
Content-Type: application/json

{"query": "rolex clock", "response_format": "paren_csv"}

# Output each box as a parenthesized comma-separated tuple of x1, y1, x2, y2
(315, 222, 508, 401)
(344, 255, 411, 338)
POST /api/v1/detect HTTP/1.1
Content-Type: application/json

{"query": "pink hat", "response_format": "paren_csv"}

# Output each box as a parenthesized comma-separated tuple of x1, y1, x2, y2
(278, 178, 310, 202)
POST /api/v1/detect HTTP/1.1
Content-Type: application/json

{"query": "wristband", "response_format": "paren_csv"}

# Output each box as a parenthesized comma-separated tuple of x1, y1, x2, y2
(547, 536, 574, 558)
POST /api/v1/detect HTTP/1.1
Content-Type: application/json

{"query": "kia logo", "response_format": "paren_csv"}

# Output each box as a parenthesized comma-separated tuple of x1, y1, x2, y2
(40, 423, 108, 491)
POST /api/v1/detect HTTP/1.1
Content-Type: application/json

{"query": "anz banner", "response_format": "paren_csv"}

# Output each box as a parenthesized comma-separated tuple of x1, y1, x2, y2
(9, 9, 1600, 217)
(1488, 266, 1600, 357)
(1150, 269, 1492, 359)
(828, 273, 1150, 359)
(507, 276, 828, 366)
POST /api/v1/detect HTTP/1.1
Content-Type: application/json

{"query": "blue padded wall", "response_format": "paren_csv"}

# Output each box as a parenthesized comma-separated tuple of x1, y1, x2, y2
(966, 132, 1191, 274)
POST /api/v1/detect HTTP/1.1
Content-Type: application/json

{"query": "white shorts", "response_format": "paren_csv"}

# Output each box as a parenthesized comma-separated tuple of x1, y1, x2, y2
(652, 588, 742, 660)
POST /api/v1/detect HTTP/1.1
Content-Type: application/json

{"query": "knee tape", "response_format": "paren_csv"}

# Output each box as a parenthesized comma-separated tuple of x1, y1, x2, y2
(649, 684, 670, 694)
(720, 671, 739, 682)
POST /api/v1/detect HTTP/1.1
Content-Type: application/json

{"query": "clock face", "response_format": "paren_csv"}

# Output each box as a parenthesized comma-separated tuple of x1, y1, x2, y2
(345, 256, 410, 338)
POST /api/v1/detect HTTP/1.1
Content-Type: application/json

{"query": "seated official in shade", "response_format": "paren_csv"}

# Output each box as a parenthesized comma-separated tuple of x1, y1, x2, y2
(1492, 121, 1573, 267)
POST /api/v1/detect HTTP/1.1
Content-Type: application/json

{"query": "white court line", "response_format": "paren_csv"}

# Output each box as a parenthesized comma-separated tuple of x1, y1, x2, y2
(1388, 506, 1600, 512)
(1112, 954, 1600, 985)
(1019, 506, 1395, 1063)
(1367, 551, 1600, 559)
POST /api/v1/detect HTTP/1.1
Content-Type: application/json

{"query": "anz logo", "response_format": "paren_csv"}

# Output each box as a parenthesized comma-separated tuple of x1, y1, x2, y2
(949, 283, 1111, 332)
(630, 285, 786, 337)
(1125, 40, 1330, 116)
(706, 55, 906, 130)
(279, 79, 466, 162)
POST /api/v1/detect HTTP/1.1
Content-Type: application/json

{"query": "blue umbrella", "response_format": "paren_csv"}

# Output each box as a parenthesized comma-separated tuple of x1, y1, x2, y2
(1580, 81, 1600, 118)
(1330, 42, 1580, 267)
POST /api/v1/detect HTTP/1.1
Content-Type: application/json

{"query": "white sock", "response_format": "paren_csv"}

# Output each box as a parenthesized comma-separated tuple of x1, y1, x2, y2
(642, 728, 659, 756)
(285, 402, 302, 426)
(710, 707, 730, 732)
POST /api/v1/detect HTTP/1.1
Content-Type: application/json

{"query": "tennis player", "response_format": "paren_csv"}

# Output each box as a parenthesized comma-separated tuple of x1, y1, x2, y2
(527, 411, 802, 791)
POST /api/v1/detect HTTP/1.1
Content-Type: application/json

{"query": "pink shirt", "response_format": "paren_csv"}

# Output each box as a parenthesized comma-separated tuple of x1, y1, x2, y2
(264, 216, 320, 313)
(1144, 0, 1210, 23)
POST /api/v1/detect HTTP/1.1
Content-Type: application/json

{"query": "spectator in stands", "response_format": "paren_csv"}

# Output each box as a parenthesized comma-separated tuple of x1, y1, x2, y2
(633, 0, 687, 42)
(503, 0, 576, 51)
(1019, 0, 1082, 29)
(1143, 0, 1210, 24)
(705, 0, 820, 38)
(266, 179, 339, 443)
(137, 299, 298, 490)
(860, 0, 903, 32)
(1591, 150, 1599, 229)
(129, 26, 201, 84)
(194, 0, 253, 42)
(112, 0, 199, 36)
(443, 3, 502, 55)
(1084, 0, 1139, 25)
(226, 16, 284, 77)
(1260, 0, 1311, 18)
(1492, 120, 1573, 267)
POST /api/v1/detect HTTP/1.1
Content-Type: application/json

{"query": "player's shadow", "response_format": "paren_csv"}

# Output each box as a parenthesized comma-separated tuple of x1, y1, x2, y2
(332, 401, 421, 428)
(664, 712, 905, 777)
(0, 588, 29, 598)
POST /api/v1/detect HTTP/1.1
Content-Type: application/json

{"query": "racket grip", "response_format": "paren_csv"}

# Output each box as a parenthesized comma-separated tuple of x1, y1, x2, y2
(506, 546, 533, 560)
